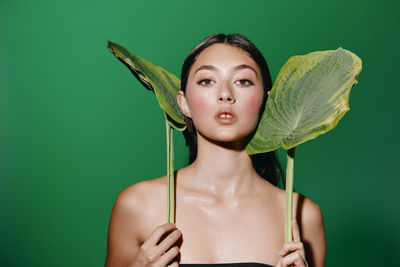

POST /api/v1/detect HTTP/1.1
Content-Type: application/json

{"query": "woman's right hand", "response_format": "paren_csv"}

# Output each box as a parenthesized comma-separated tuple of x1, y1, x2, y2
(129, 222, 182, 267)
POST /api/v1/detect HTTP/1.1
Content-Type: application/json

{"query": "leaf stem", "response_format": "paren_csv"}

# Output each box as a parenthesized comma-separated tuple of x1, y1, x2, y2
(166, 114, 175, 223)
(285, 147, 295, 243)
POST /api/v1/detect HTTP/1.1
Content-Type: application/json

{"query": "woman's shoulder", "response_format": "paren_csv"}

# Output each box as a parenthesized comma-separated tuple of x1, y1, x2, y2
(114, 175, 167, 211)
(110, 175, 168, 226)
(108, 176, 168, 243)
(293, 192, 326, 262)
(270, 186, 324, 233)
(293, 192, 326, 265)
(106, 176, 169, 261)
(293, 192, 324, 226)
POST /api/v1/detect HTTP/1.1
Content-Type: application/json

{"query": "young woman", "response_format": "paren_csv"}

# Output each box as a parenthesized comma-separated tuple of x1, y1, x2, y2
(105, 33, 326, 267)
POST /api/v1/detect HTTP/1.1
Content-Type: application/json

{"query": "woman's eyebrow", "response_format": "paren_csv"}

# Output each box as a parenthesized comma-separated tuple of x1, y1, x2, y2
(194, 64, 259, 78)
(233, 64, 259, 78)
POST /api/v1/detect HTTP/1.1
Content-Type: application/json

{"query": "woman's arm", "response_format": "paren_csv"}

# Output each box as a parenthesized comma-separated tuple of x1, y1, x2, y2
(105, 186, 143, 266)
(299, 196, 326, 267)
(105, 182, 182, 267)
(275, 194, 326, 267)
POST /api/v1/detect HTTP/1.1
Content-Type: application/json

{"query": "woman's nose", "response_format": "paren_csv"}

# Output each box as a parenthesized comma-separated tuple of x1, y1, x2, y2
(217, 83, 236, 104)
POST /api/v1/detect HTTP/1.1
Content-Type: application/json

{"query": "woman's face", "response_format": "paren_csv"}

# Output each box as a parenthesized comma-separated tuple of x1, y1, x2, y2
(177, 43, 265, 144)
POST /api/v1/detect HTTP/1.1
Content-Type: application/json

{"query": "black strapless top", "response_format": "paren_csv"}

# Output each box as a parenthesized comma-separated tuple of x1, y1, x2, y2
(180, 262, 274, 267)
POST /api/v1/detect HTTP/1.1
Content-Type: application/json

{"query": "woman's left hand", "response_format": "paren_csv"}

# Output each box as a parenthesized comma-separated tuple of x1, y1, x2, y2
(275, 219, 308, 267)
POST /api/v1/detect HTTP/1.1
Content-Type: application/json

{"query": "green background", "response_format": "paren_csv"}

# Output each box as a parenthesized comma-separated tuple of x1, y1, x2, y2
(1, 0, 399, 266)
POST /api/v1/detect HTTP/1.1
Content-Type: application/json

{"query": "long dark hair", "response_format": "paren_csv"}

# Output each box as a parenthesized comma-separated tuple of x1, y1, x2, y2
(180, 33, 285, 188)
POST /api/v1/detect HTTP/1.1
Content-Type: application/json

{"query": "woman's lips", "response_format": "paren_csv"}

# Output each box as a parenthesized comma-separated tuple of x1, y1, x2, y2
(215, 109, 237, 124)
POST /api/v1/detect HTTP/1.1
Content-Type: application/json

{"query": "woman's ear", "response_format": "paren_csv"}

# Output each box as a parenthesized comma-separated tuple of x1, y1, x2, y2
(176, 90, 192, 118)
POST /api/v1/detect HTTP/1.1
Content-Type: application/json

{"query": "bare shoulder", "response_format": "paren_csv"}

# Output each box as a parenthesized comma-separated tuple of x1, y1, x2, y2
(115, 175, 167, 211)
(105, 176, 167, 267)
(111, 175, 168, 232)
(293, 192, 324, 225)
(294, 192, 326, 267)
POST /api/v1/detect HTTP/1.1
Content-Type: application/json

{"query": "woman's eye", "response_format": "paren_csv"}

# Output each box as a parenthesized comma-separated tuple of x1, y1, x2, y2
(236, 79, 254, 87)
(198, 79, 214, 86)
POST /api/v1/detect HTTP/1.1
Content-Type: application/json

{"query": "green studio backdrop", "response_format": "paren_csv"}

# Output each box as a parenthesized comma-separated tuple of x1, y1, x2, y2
(1, 0, 399, 266)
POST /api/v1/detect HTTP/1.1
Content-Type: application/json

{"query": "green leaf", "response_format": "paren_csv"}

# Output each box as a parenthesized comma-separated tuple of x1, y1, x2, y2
(107, 40, 186, 131)
(246, 47, 362, 154)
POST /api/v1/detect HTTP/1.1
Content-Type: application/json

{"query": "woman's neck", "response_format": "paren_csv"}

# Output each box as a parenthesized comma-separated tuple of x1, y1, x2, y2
(182, 133, 260, 199)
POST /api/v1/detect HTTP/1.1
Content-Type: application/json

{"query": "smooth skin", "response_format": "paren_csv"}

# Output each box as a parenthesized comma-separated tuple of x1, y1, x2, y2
(105, 43, 326, 267)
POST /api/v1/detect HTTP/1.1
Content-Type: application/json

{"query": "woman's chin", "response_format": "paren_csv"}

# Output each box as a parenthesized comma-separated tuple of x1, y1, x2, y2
(198, 132, 252, 150)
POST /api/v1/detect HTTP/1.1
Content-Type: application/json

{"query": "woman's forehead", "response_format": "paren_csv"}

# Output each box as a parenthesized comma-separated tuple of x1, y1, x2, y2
(189, 43, 261, 76)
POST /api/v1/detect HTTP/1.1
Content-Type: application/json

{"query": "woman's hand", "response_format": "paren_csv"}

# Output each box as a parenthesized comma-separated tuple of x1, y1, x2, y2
(275, 219, 308, 267)
(129, 222, 182, 267)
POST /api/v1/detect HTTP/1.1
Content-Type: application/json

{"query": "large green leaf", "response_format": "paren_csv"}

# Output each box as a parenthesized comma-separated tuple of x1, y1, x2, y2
(246, 47, 362, 154)
(107, 40, 186, 131)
